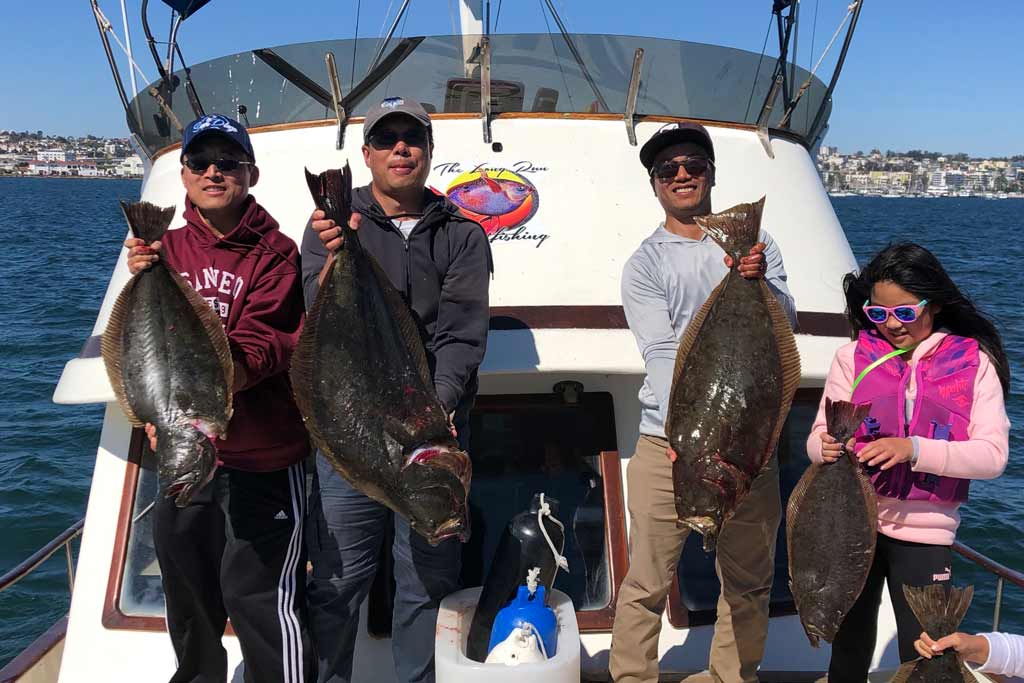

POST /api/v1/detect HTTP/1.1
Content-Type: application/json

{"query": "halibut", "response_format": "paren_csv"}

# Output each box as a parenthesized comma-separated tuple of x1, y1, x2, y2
(291, 166, 471, 545)
(101, 201, 233, 507)
(788, 398, 877, 646)
(666, 197, 800, 551)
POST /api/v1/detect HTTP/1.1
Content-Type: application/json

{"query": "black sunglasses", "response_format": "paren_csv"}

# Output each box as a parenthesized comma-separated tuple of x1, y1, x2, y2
(650, 157, 714, 181)
(367, 128, 429, 150)
(183, 156, 253, 173)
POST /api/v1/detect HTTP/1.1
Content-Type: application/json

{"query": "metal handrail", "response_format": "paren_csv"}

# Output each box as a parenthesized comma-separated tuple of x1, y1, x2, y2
(952, 540, 1024, 632)
(0, 519, 84, 596)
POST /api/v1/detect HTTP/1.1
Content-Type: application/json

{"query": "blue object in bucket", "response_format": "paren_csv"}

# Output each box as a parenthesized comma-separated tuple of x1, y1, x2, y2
(487, 585, 558, 658)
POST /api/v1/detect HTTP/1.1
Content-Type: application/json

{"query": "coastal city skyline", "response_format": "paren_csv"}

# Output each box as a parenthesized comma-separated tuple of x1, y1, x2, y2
(1, 2, 1022, 157)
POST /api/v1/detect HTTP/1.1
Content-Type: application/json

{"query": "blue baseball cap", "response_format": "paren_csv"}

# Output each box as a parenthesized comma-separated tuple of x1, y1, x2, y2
(181, 114, 255, 162)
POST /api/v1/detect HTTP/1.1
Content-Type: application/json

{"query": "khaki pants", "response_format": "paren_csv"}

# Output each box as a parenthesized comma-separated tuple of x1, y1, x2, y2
(609, 435, 781, 683)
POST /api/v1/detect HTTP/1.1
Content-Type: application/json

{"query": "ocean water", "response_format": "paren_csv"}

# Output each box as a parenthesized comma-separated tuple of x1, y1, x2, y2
(0, 180, 1020, 667)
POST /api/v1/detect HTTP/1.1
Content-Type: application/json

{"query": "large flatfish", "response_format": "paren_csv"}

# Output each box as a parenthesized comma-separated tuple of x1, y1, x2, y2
(291, 166, 471, 545)
(788, 398, 877, 646)
(891, 585, 974, 683)
(101, 201, 233, 507)
(667, 197, 800, 551)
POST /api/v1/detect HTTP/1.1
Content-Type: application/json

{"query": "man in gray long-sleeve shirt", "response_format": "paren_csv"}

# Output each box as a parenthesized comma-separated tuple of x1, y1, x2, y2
(609, 123, 797, 683)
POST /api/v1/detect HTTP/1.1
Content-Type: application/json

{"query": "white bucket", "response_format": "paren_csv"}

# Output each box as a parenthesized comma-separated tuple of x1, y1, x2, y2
(436, 586, 581, 682)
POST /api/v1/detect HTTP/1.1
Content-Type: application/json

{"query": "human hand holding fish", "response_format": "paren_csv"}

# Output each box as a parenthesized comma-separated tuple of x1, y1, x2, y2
(857, 437, 914, 470)
(819, 432, 856, 463)
(314, 210, 362, 285)
(723, 242, 767, 279)
(124, 237, 162, 274)
(665, 447, 677, 463)
(915, 631, 989, 665)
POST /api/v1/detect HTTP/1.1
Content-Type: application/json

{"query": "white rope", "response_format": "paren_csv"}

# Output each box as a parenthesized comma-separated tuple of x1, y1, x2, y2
(525, 566, 542, 595)
(537, 493, 569, 572)
(520, 622, 548, 659)
(807, 1, 859, 79)
(95, 5, 153, 85)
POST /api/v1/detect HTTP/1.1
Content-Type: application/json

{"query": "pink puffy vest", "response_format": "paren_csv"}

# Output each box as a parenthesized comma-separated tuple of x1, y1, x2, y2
(851, 330, 978, 503)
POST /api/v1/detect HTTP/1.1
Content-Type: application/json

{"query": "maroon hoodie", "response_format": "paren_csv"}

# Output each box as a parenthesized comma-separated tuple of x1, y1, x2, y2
(161, 195, 309, 472)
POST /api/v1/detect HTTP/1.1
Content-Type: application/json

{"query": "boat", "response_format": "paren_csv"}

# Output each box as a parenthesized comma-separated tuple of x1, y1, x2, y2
(3, 1, 1022, 681)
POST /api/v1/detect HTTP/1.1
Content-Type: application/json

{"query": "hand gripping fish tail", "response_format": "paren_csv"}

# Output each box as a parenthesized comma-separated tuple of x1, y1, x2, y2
(304, 164, 355, 242)
(890, 585, 975, 683)
(694, 195, 765, 261)
(826, 398, 872, 460)
(119, 199, 176, 243)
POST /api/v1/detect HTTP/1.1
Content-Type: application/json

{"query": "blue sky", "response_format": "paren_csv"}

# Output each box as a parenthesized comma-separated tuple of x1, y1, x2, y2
(1, 1, 1021, 157)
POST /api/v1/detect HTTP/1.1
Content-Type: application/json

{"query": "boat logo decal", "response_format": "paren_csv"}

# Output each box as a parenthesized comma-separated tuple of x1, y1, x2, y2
(443, 168, 540, 234)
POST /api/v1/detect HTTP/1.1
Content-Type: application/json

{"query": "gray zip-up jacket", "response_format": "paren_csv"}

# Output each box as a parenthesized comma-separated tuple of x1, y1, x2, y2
(621, 224, 797, 438)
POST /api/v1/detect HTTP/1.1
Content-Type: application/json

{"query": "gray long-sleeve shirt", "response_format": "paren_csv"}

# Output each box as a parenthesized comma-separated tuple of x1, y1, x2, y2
(621, 224, 797, 438)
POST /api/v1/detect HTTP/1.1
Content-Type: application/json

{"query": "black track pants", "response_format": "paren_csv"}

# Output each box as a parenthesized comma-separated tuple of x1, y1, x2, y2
(828, 533, 952, 683)
(153, 462, 314, 683)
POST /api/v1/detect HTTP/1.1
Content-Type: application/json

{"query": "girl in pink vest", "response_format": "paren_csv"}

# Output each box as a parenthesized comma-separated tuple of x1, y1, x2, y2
(805, 243, 1010, 683)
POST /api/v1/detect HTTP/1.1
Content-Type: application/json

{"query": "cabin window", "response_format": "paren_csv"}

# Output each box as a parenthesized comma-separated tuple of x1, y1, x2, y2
(117, 447, 166, 619)
(461, 392, 624, 620)
(668, 388, 822, 627)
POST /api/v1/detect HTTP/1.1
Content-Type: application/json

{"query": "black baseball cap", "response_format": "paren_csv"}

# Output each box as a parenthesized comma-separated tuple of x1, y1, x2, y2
(639, 122, 715, 169)
(181, 114, 255, 162)
(363, 96, 432, 142)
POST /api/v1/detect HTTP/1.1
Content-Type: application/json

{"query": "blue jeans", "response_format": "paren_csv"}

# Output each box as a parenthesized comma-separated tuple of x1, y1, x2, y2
(306, 453, 462, 683)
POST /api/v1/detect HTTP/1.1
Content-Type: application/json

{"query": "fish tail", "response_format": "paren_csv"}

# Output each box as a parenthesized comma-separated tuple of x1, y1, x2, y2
(304, 164, 355, 242)
(825, 398, 872, 446)
(120, 200, 176, 243)
(694, 196, 766, 260)
(903, 584, 974, 635)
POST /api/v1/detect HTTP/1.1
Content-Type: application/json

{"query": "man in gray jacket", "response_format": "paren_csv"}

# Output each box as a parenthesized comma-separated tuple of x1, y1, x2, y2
(609, 122, 797, 683)
(301, 96, 491, 683)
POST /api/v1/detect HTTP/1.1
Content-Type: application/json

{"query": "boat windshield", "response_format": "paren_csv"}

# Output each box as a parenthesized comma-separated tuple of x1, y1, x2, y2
(128, 33, 830, 156)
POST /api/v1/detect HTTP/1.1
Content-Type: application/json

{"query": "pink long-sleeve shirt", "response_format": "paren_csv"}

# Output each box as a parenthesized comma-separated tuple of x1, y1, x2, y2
(806, 331, 1010, 545)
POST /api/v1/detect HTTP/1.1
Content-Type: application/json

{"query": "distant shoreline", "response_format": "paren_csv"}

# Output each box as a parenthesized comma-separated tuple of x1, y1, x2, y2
(0, 174, 141, 181)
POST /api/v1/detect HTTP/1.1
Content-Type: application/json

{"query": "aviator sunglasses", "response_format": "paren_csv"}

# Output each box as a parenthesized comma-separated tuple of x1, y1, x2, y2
(862, 299, 930, 324)
(650, 157, 715, 181)
(183, 156, 253, 173)
(367, 128, 429, 149)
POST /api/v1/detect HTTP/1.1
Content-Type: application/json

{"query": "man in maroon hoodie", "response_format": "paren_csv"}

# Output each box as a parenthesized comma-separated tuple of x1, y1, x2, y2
(125, 114, 314, 683)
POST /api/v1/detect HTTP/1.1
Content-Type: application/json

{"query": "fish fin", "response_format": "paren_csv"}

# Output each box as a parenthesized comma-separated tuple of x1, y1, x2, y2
(290, 266, 329, 442)
(366, 254, 434, 390)
(889, 660, 918, 683)
(119, 200, 175, 243)
(483, 175, 503, 193)
(694, 196, 765, 260)
(669, 276, 728, 401)
(169, 272, 234, 416)
(903, 584, 974, 636)
(304, 165, 355, 246)
(958, 659, 973, 683)
(761, 278, 801, 457)
(785, 462, 816, 558)
(100, 279, 145, 427)
(825, 398, 872, 446)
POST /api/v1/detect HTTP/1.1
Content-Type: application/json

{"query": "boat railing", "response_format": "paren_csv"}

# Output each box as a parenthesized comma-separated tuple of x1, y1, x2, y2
(0, 518, 84, 598)
(953, 540, 1024, 631)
